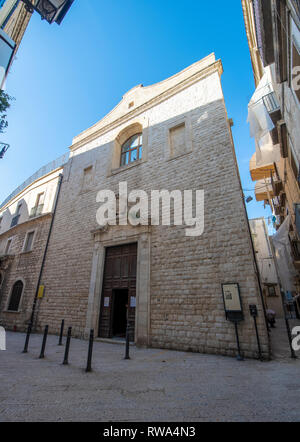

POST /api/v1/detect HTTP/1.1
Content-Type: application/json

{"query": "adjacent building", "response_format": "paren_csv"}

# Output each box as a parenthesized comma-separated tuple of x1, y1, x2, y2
(0, 0, 32, 87)
(0, 154, 68, 330)
(0, 0, 74, 88)
(242, 0, 300, 300)
(0, 54, 270, 359)
(250, 217, 284, 316)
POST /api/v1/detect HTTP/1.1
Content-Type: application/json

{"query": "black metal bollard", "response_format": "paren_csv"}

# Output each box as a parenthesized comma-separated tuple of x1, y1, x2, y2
(62, 327, 72, 365)
(285, 316, 297, 359)
(39, 325, 49, 359)
(22, 322, 32, 354)
(85, 329, 94, 373)
(249, 305, 263, 361)
(124, 322, 130, 360)
(253, 315, 263, 360)
(58, 319, 65, 346)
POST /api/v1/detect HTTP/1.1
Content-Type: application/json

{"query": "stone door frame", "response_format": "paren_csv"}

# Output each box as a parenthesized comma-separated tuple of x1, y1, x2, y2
(85, 225, 151, 346)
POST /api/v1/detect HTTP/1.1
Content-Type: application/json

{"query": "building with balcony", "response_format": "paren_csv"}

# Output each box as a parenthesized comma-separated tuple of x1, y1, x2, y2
(250, 217, 284, 317)
(0, 154, 67, 330)
(0, 0, 32, 87)
(0, 1, 74, 87)
(242, 0, 300, 297)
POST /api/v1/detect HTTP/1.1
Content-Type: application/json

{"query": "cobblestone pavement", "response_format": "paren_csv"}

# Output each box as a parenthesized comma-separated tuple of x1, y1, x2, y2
(0, 331, 300, 422)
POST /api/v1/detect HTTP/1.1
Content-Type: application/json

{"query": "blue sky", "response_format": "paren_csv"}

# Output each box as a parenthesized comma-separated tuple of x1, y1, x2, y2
(0, 0, 272, 224)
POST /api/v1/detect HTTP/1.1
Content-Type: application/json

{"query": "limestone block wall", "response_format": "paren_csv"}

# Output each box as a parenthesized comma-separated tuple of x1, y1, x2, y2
(0, 214, 52, 331)
(33, 57, 270, 358)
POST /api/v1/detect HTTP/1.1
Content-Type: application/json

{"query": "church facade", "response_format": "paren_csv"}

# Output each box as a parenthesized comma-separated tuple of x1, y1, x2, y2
(0, 54, 270, 359)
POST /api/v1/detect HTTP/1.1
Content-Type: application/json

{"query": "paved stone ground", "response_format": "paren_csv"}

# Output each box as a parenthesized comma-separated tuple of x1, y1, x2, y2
(0, 331, 300, 422)
(269, 318, 300, 359)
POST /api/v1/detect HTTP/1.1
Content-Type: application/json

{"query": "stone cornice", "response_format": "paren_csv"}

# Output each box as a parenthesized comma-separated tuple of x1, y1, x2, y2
(70, 59, 223, 153)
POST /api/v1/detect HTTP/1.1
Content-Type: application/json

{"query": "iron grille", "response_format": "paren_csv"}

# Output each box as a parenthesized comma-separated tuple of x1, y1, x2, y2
(29, 204, 44, 218)
(262, 92, 280, 113)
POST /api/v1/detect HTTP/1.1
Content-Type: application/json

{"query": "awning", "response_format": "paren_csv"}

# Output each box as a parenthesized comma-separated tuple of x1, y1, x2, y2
(250, 153, 275, 181)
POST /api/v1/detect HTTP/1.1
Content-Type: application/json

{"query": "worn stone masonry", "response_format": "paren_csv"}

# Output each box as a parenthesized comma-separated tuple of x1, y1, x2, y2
(0, 167, 63, 331)
(2, 53, 271, 359)
(0, 215, 52, 330)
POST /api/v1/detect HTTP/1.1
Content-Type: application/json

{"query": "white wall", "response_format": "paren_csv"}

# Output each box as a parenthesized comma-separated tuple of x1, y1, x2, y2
(250, 218, 278, 284)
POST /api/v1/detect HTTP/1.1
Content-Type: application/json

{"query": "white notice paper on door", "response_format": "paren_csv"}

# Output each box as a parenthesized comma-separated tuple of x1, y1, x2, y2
(130, 297, 136, 307)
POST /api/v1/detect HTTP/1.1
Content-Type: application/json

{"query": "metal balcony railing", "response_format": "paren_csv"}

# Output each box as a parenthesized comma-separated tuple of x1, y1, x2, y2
(270, 173, 283, 196)
(262, 92, 280, 114)
(29, 204, 44, 218)
(272, 193, 286, 215)
(273, 198, 282, 215)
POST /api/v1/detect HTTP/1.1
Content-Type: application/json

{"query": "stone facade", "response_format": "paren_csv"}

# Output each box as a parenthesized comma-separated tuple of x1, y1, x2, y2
(242, 0, 300, 294)
(26, 54, 270, 359)
(0, 166, 63, 330)
(250, 217, 284, 317)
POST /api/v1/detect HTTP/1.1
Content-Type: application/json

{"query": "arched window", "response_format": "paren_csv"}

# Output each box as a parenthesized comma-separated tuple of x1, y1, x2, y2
(8, 280, 24, 312)
(121, 133, 142, 166)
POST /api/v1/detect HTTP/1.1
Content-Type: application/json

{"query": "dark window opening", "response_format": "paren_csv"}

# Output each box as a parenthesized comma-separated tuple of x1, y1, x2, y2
(5, 239, 11, 255)
(8, 280, 23, 311)
(112, 289, 128, 338)
(24, 231, 34, 252)
(267, 285, 277, 297)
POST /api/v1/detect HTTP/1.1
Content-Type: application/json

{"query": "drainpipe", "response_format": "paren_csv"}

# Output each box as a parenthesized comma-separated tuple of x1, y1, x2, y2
(29, 173, 63, 329)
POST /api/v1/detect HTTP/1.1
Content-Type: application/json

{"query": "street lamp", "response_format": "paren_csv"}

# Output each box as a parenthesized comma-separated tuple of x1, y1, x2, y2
(21, 0, 74, 25)
(0, 142, 9, 159)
